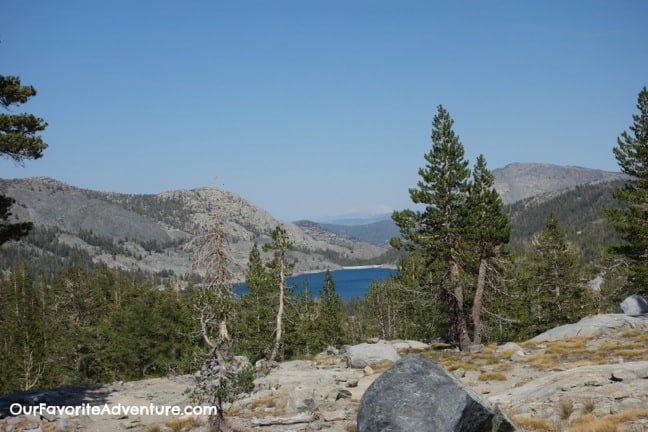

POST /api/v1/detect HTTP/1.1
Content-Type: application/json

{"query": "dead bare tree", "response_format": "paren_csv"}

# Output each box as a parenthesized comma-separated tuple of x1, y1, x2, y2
(188, 202, 248, 431)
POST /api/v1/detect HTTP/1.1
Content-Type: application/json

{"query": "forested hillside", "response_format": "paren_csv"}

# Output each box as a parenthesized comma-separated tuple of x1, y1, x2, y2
(506, 179, 626, 268)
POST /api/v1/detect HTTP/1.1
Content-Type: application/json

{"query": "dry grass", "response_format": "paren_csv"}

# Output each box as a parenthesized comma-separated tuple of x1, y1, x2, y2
(429, 342, 454, 350)
(582, 399, 596, 414)
(558, 398, 574, 420)
(600, 340, 622, 350)
(164, 416, 201, 432)
(314, 354, 339, 366)
(568, 414, 616, 432)
(517, 353, 560, 369)
(619, 329, 642, 338)
(247, 392, 287, 416)
(445, 361, 480, 371)
(478, 371, 507, 381)
(371, 360, 395, 373)
(511, 414, 556, 431)
(633, 333, 648, 343)
(608, 408, 648, 423)
(563, 408, 648, 432)
(614, 348, 646, 358)
(491, 362, 515, 372)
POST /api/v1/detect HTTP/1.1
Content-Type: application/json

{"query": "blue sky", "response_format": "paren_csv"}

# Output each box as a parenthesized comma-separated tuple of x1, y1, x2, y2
(1, 1, 647, 221)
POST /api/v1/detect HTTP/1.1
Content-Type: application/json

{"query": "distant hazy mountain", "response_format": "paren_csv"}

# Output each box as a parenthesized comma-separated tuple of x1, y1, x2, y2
(313, 163, 627, 246)
(296, 219, 400, 247)
(0, 177, 390, 278)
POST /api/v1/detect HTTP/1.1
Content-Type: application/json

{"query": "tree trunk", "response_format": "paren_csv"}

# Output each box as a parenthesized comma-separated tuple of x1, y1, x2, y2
(449, 259, 471, 350)
(269, 261, 285, 362)
(471, 257, 487, 345)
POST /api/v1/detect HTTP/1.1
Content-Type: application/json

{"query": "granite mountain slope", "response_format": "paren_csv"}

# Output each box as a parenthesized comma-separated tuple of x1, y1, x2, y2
(0, 177, 389, 278)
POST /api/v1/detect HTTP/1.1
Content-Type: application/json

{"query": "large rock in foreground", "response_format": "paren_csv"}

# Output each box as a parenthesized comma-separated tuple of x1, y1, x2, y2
(357, 354, 515, 432)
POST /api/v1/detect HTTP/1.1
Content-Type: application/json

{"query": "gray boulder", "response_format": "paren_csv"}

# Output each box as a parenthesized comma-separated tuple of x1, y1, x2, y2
(357, 354, 516, 432)
(620, 294, 648, 316)
(346, 341, 400, 368)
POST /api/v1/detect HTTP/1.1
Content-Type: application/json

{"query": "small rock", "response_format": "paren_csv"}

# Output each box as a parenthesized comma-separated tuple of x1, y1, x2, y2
(363, 366, 374, 375)
(328, 388, 352, 401)
(406, 340, 430, 351)
(620, 294, 648, 316)
(346, 378, 359, 388)
(469, 344, 484, 354)
(452, 368, 466, 379)
(335, 389, 352, 400)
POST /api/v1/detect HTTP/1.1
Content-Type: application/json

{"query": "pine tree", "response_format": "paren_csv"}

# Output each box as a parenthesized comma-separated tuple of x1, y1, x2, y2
(529, 213, 585, 333)
(392, 105, 472, 348)
(605, 87, 648, 298)
(317, 270, 346, 347)
(235, 243, 274, 360)
(263, 225, 294, 362)
(464, 155, 511, 344)
(0, 264, 47, 392)
(0, 75, 48, 244)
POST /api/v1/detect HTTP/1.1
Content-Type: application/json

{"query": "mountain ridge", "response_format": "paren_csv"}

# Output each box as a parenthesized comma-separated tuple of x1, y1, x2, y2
(0, 177, 389, 279)
(0, 162, 628, 278)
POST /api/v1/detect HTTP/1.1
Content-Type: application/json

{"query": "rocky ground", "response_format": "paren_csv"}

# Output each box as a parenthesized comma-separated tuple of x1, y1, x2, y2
(2, 314, 648, 432)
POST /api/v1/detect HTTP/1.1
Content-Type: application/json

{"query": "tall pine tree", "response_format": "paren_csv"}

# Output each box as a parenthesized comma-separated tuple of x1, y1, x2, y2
(317, 270, 345, 347)
(235, 244, 274, 360)
(605, 87, 648, 298)
(263, 225, 294, 362)
(0, 75, 48, 244)
(392, 105, 472, 349)
(464, 155, 511, 344)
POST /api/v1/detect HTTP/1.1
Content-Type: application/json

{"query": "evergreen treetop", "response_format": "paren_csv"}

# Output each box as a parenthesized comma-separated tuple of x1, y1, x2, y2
(606, 86, 648, 297)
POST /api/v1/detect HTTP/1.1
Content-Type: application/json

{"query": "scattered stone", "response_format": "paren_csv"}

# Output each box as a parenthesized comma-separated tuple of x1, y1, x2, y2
(363, 366, 374, 376)
(286, 386, 317, 415)
(328, 388, 352, 401)
(346, 341, 400, 369)
(620, 294, 648, 316)
(345, 378, 359, 388)
(357, 354, 515, 432)
(469, 344, 484, 354)
(452, 368, 466, 379)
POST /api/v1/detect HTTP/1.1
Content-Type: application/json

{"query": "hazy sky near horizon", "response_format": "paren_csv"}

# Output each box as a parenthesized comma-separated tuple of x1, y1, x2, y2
(2, 1, 647, 221)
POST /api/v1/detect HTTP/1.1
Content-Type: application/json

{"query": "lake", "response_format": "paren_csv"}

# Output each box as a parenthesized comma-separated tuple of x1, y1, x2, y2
(236, 266, 397, 300)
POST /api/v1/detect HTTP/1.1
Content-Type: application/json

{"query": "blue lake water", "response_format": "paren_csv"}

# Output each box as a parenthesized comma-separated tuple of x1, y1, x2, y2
(236, 267, 397, 300)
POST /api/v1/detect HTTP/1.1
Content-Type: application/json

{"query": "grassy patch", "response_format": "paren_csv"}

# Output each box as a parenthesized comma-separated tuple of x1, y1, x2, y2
(568, 414, 616, 432)
(511, 414, 555, 431)
(517, 353, 560, 369)
(613, 348, 646, 358)
(478, 372, 507, 381)
(619, 329, 642, 338)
